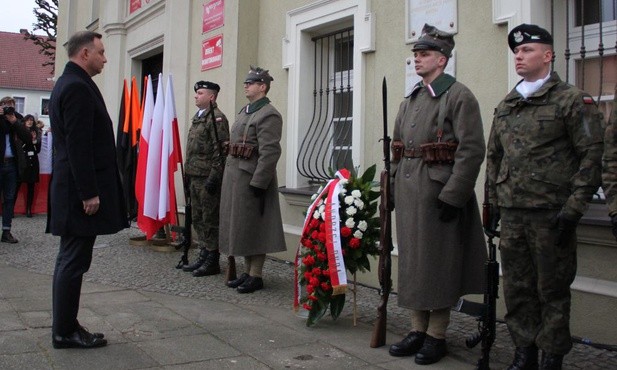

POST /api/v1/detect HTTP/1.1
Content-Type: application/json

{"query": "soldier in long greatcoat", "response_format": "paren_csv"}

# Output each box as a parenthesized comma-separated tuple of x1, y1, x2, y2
(219, 66, 286, 294)
(388, 24, 487, 365)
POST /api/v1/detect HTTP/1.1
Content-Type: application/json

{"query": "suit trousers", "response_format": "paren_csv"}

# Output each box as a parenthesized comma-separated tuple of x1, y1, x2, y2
(52, 235, 96, 336)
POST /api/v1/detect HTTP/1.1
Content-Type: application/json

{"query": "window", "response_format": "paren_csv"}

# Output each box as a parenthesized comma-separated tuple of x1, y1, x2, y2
(13, 97, 25, 115)
(41, 98, 50, 116)
(297, 29, 354, 182)
(575, 0, 617, 26)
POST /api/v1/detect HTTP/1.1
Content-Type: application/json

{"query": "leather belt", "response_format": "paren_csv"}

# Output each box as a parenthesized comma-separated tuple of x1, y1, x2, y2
(402, 148, 423, 158)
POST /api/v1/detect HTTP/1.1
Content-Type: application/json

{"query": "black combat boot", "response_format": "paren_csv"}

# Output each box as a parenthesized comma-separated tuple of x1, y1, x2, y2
(507, 345, 539, 370)
(540, 351, 563, 370)
(414, 334, 447, 365)
(182, 249, 209, 272)
(389, 331, 426, 357)
(192, 250, 221, 277)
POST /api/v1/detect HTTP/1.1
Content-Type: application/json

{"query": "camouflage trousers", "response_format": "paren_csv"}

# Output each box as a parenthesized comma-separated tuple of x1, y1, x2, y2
(189, 176, 220, 252)
(499, 208, 577, 355)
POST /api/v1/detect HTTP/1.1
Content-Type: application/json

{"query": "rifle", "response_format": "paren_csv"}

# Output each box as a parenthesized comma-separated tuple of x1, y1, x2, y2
(174, 174, 192, 269)
(207, 101, 237, 282)
(456, 181, 499, 369)
(370, 77, 394, 348)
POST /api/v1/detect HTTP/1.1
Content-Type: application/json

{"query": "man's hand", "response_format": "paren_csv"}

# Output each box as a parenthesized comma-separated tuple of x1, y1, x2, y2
(437, 199, 460, 222)
(83, 196, 100, 216)
(485, 206, 500, 238)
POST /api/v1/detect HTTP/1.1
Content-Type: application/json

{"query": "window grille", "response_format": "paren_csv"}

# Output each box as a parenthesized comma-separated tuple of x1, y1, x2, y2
(296, 27, 354, 183)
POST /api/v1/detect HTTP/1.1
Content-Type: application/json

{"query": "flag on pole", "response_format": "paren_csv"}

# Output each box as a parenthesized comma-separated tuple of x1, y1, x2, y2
(158, 74, 180, 227)
(136, 75, 162, 239)
(116, 77, 142, 220)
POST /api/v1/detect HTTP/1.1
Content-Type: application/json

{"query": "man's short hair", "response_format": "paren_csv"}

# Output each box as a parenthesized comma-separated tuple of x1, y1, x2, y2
(0, 96, 15, 106)
(67, 31, 103, 58)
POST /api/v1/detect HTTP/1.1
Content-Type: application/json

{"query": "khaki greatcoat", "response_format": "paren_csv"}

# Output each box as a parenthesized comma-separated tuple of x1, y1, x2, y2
(219, 98, 286, 256)
(392, 73, 487, 310)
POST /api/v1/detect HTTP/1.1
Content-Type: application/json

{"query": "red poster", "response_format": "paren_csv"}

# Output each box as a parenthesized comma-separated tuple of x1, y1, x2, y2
(201, 35, 223, 71)
(202, 0, 224, 33)
(130, 0, 142, 14)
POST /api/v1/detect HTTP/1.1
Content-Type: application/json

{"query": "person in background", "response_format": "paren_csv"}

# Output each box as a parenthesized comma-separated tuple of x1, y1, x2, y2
(0, 97, 31, 243)
(16, 114, 41, 218)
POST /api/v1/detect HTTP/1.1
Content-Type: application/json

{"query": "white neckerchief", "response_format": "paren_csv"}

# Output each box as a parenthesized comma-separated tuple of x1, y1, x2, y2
(516, 71, 551, 98)
(197, 109, 206, 117)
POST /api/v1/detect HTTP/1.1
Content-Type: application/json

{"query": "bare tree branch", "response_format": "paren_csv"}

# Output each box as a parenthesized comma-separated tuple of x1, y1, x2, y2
(22, 0, 58, 73)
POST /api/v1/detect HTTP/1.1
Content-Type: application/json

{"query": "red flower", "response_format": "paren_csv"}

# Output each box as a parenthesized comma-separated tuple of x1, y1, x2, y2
(312, 267, 322, 276)
(341, 226, 352, 238)
(303, 303, 312, 310)
(349, 237, 361, 249)
(309, 219, 320, 229)
(321, 282, 331, 291)
(307, 285, 314, 294)
(309, 277, 321, 287)
(302, 255, 316, 266)
(317, 252, 327, 261)
(319, 222, 326, 232)
(311, 230, 319, 240)
(304, 271, 313, 280)
(307, 295, 318, 301)
(322, 269, 330, 276)
(318, 232, 326, 243)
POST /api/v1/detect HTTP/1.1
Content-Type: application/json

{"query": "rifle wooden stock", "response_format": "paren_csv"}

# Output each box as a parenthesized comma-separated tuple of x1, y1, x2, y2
(226, 256, 237, 282)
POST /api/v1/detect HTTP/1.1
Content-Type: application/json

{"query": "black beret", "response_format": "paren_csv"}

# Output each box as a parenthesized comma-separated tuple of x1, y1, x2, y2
(245, 65, 274, 83)
(194, 80, 220, 92)
(412, 24, 455, 58)
(508, 24, 553, 52)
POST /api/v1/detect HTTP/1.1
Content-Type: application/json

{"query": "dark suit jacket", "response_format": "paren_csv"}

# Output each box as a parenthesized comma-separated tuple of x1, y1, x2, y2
(48, 61, 128, 236)
(0, 116, 32, 174)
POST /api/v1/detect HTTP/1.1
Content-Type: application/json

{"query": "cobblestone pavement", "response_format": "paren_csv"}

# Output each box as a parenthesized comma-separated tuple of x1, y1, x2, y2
(2, 216, 616, 369)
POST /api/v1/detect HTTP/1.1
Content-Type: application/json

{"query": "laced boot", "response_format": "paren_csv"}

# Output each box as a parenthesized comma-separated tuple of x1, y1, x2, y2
(414, 334, 447, 365)
(540, 351, 563, 370)
(507, 345, 539, 370)
(389, 331, 426, 357)
(182, 249, 209, 272)
(193, 250, 221, 277)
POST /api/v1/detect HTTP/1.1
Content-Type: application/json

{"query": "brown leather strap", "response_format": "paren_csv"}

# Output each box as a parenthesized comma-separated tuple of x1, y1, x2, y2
(402, 148, 423, 158)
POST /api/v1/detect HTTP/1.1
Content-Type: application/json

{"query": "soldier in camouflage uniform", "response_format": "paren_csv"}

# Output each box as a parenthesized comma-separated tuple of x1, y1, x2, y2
(486, 24, 604, 370)
(181, 81, 229, 277)
(602, 86, 617, 240)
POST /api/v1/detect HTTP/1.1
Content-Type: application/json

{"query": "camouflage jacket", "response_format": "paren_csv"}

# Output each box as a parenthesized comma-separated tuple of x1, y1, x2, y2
(184, 103, 230, 184)
(486, 72, 604, 217)
(602, 86, 617, 215)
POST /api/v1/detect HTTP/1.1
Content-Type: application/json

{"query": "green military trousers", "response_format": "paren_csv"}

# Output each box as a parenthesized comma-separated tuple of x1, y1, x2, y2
(499, 208, 577, 355)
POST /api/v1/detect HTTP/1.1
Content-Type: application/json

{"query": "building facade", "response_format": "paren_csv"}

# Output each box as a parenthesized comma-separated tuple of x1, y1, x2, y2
(56, 0, 616, 343)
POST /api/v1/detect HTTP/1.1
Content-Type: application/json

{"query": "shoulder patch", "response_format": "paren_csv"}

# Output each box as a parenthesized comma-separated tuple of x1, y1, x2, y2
(582, 95, 596, 105)
(215, 117, 222, 121)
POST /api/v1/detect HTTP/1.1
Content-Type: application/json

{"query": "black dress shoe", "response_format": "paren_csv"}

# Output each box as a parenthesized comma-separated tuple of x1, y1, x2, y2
(541, 352, 563, 370)
(414, 334, 447, 365)
(52, 327, 107, 349)
(79, 325, 104, 339)
(389, 331, 426, 356)
(227, 273, 249, 288)
(1, 231, 18, 243)
(508, 345, 539, 370)
(237, 276, 263, 293)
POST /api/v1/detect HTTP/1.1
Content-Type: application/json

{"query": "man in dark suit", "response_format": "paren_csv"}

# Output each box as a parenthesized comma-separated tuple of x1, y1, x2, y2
(48, 31, 128, 349)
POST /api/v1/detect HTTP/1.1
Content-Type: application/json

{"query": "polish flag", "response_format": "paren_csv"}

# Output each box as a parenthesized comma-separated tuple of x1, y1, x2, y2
(136, 74, 163, 238)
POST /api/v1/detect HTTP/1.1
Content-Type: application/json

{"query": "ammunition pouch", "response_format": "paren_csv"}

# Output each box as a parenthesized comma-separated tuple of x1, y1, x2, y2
(229, 142, 256, 159)
(419, 141, 458, 165)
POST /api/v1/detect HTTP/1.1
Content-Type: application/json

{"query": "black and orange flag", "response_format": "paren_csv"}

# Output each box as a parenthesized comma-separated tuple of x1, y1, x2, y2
(116, 77, 142, 221)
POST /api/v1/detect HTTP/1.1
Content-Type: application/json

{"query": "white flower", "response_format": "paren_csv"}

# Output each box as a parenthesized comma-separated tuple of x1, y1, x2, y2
(345, 218, 355, 228)
(317, 198, 324, 206)
(353, 230, 364, 239)
(344, 195, 354, 205)
(354, 199, 365, 210)
(351, 189, 362, 199)
(358, 220, 368, 232)
(310, 193, 318, 201)
(346, 206, 357, 216)
(340, 187, 347, 195)
(313, 210, 320, 219)
(318, 204, 326, 220)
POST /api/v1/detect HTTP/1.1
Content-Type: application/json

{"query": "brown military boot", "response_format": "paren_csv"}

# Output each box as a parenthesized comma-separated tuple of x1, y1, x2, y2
(507, 345, 538, 370)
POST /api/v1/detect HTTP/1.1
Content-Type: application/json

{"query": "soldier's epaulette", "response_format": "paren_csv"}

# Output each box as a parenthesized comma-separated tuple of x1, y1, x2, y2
(582, 94, 597, 106)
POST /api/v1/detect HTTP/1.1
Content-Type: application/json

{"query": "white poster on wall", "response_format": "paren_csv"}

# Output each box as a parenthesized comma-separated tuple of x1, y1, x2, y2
(406, 0, 458, 44)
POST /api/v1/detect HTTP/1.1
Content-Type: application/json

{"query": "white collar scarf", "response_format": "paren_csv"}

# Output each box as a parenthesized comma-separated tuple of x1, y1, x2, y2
(516, 71, 551, 98)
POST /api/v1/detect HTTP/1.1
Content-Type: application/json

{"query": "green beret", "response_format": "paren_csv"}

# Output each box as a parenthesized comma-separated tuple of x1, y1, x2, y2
(412, 24, 455, 58)
(508, 24, 553, 52)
